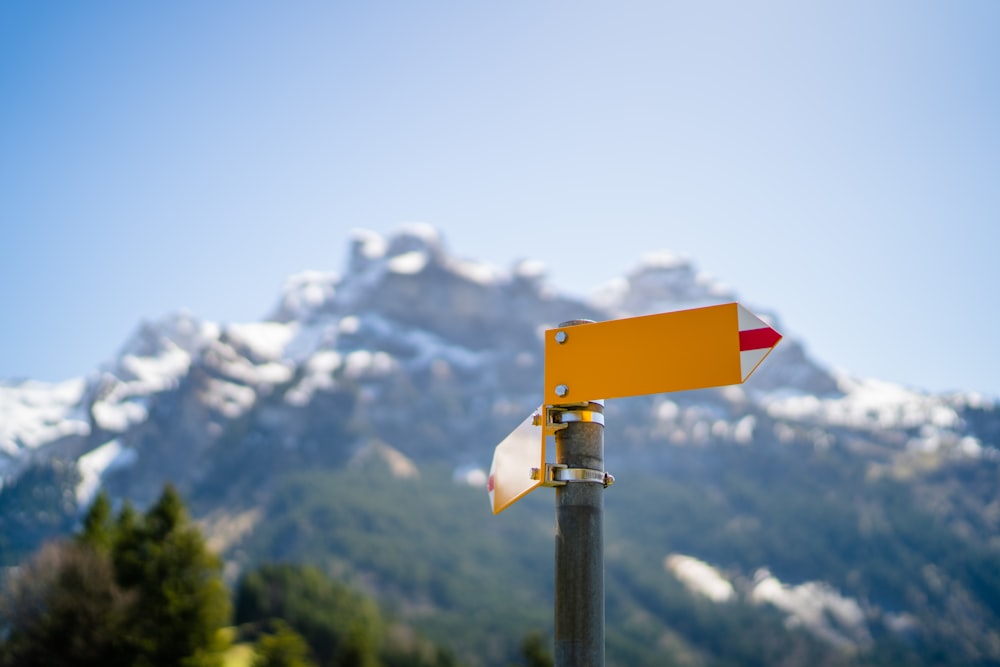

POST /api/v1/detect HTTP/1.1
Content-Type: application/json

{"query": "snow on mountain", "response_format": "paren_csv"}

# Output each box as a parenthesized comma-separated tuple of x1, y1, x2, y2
(763, 373, 991, 462)
(664, 553, 879, 650)
(272, 270, 339, 323)
(0, 378, 89, 459)
(0, 224, 994, 505)
(87, 312, 220, 433)
(665, 553, 736, 603)
(751, 569, 872, 650)
(284, 351, 342, 407)
(224, 322, 297, 363)
(0, 227, 547, 489)
(76, 439, 137, 508)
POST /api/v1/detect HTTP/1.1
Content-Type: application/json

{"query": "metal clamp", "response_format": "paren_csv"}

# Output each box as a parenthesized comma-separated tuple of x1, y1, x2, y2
(553, 409, 605, 426)
(538, 402, 606, 428)
(528, 403, 612, 488)
(536, 463, 615, 488)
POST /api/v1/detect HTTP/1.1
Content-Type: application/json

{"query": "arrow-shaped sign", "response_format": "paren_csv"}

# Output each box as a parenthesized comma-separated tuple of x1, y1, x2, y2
(488, 409, 545, 514)
(543, 302, 781, 405)
(489, 302, 781, 513)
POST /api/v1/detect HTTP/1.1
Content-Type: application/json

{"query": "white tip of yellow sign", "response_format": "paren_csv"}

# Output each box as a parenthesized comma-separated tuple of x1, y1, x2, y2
(488, 408, 545, 514)
(737, 304, 782, 381)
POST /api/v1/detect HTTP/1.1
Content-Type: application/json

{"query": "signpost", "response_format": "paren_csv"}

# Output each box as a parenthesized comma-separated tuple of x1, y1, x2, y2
(488, 302, 782, 667)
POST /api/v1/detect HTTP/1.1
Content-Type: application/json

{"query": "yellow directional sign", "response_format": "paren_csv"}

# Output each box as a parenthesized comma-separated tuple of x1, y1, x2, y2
(543, 303, 781, 405)
(488, 302, 782, 513)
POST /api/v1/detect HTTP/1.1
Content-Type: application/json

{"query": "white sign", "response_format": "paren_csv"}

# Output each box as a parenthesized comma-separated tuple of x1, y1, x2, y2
(488, 409, 544, 514)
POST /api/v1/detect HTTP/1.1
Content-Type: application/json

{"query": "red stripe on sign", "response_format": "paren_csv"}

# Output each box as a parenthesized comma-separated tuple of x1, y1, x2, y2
(740, 327, 782, 351)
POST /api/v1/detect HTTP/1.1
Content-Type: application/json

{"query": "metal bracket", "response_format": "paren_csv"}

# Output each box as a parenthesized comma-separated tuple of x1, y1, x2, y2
(528, 402, 613, 488)
(533, 464, 615, 488)
(532, 408, 568, 436)
(535, 402, 606, 430)
(553, 409, 605, 426)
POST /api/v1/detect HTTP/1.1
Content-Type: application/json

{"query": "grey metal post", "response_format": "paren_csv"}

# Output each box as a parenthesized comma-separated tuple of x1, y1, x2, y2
(553, 318, 606, 667)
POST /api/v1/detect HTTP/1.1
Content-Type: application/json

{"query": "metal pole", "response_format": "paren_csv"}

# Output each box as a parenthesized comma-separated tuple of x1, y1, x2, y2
(553, 315, 606, 667)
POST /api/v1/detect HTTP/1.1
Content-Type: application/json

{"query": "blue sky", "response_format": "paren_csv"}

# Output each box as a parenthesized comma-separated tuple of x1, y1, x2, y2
(2, 1, 998, 396)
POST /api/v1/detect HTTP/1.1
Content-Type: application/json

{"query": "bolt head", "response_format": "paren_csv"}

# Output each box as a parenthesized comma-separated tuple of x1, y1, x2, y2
(555, 331, 568, 344)
(555, 384, 569, 397)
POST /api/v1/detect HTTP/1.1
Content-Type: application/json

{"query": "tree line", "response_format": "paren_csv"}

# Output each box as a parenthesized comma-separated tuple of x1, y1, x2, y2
(0, 485, 549, 667)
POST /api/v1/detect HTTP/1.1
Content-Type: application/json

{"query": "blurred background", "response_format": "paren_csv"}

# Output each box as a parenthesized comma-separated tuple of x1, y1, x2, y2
(3, 5, 1000, 666)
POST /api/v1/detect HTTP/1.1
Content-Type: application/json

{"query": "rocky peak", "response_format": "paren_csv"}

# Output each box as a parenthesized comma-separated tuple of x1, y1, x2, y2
(113, 311, 215, 363)
(271, 271, 339, 323)
(593, 251, 733, 317)
(384, 223, 445, 261)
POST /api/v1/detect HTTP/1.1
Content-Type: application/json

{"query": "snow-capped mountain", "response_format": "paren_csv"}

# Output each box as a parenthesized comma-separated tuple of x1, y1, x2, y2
(2, 224, 999, 665)
(3, 233, 742, 477)
(1, 222, 994, 517)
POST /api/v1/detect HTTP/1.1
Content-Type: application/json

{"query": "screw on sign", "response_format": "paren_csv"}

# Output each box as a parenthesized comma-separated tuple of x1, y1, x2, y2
(487, 302, 782, 667)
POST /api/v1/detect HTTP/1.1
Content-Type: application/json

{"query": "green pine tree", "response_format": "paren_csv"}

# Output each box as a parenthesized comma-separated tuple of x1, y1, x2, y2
(78, 491, 115, 553)
(0, 484, 231, 667)
(112, 484, 231, 667)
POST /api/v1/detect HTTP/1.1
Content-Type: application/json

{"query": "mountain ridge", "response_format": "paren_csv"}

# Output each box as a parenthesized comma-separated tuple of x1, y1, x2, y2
(1, 224, 993, 518)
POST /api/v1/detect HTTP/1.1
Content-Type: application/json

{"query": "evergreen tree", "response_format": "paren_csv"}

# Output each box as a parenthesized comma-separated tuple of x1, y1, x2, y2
(112, 484, 231, 667)
(78, 491, 115, 553)
(0, 484, 230, 667)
